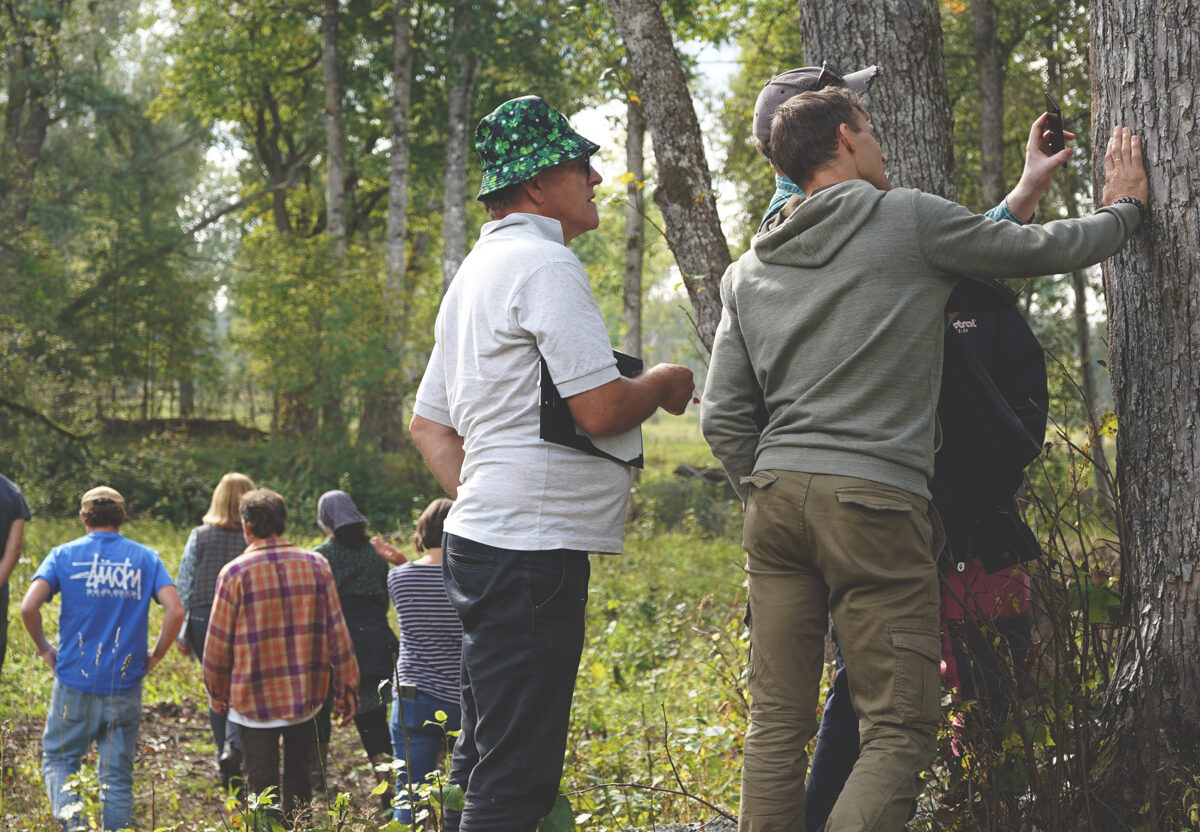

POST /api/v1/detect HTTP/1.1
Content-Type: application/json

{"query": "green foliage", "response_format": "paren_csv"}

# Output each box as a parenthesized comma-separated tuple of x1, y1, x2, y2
(711, 0, 804, 252)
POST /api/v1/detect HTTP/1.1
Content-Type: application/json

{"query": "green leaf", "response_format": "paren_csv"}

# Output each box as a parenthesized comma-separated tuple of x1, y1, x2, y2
(537, 793, 576, 832)
(443, 783, 466, 812)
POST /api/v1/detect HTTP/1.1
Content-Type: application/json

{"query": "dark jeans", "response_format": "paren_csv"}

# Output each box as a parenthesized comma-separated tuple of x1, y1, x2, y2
(315, 676, 392, 759)
(947, 610, 1034, 727)
(0, 581, 9, 671)
(187, 612, 241, 759)
(240, 718, 318, 825)
(805, 648, 859, 832)
(441, 534, 589, 832)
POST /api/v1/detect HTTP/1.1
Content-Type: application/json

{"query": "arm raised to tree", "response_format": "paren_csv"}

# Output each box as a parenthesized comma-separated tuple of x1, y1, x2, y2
(1100, 126, 1149, 206)
(567, 363, 695, 438)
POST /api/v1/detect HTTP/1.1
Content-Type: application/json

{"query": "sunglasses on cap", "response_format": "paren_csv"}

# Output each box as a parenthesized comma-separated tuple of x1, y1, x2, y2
(816, 61, 846, 89)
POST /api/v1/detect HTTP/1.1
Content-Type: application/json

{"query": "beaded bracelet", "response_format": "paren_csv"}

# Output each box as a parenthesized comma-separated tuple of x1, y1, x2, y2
(1114, 196, 1148, 222)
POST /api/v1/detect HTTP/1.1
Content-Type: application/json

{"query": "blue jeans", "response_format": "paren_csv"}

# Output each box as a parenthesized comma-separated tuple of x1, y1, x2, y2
(390, 691, 463, 823)
(42, 681, 142, 831)
(442, 534, 589, 832)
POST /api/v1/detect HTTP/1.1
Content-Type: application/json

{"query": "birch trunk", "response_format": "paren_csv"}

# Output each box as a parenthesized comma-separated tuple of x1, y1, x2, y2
(606, 0, 729, 352)
(441, 0, 478, 293)
(623, 96, 645, 361)
(1092, 0, 1200, 816)
(363, 0, 416, 452)
(798, 0, 957, 198)
(321, 0, 347, 257)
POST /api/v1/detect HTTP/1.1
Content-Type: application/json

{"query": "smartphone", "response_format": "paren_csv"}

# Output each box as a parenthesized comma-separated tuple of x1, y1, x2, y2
(1045, 92, 1065, 153)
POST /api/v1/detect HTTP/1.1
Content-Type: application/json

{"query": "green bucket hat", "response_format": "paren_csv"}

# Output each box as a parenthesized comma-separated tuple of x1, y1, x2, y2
(475, 96, 601, 199)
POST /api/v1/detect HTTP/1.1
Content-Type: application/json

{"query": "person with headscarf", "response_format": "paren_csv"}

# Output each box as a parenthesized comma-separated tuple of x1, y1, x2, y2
(313, 490, 398, 782)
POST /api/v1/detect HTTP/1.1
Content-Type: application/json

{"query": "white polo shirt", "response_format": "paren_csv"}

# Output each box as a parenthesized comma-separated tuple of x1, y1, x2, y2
(413, 213, 630, 553)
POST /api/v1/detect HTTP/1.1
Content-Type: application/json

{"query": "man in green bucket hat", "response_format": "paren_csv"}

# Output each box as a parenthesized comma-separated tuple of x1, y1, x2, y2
(408, 96, 694, 832)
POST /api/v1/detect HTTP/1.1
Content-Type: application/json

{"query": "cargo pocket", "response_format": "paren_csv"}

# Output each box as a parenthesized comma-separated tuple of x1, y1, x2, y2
(889, 624, 941, 725)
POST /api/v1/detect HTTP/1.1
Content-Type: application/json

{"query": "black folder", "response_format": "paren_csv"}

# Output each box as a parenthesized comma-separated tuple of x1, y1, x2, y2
(539, 350, 645, 468)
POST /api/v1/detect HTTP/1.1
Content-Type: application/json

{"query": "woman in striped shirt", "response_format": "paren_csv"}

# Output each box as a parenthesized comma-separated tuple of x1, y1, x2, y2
(374, 498, 462, 825)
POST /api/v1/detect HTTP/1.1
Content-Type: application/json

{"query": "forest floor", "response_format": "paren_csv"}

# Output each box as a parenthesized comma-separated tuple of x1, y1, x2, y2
(1, 678, 391, 830)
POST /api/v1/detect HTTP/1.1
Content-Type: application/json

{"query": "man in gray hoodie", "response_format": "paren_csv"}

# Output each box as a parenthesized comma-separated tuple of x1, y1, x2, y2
(701, 86, 1148, 832)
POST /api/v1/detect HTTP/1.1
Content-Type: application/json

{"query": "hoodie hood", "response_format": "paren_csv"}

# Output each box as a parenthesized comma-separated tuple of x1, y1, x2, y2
(752, 179, 886, 268)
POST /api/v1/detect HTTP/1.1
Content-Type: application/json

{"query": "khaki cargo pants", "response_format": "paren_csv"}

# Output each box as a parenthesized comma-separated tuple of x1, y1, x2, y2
(738, 471, 942, 832)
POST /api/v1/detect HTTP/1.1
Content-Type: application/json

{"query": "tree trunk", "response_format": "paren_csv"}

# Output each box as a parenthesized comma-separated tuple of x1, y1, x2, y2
(1056, 159, 1114, 504)
(2, 13, 56, 228)
(364, 0, 416, 452)
(179, 378, 195, 419)
(1069, 267, 1112, 500)
(798, 0, 957, 199)
(441, 0, 478, 293)
(606, 0, 729, 352)
(972, 0, 1006, 206)
(1092, 0, 1200, 818)
(623, 95, 645, 361)
(322, 0, 347, 258)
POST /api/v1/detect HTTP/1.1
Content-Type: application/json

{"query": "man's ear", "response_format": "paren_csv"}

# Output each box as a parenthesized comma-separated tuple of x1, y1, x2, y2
(519, 175, 545, 206)
(838, 122, 857, 154)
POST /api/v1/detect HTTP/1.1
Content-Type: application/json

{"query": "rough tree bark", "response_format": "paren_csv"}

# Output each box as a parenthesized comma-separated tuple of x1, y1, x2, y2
(606, 0, 729, 352)
(441, 0, 479, 293)
(972, 0, 1005, 206)
(319, 0, 347, 437)
(1092, 0, 1200, 819)
(798, 0, 957, 198)
(623, 95, 645, 361)
(322, 0, 347, 257)
(363, 0, 416, 452)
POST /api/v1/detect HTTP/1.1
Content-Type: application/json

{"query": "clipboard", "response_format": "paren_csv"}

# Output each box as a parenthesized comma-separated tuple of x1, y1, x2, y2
(539, 350, 645, 468)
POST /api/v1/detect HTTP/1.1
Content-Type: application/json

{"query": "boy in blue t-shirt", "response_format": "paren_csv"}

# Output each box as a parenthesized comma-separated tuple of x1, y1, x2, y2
(21, 486, 184, 831)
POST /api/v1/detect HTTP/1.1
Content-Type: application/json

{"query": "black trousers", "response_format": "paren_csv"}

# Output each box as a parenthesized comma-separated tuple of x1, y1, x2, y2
(441, 534, 590, 832)
(240, 718, 319, 824)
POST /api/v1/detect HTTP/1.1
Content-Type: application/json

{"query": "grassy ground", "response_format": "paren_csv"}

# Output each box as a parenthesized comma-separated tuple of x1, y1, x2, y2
(0, 412, 751, 830)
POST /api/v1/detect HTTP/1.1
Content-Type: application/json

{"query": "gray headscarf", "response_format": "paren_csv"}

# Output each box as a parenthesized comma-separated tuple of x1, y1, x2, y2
(317, 490, 366, 532)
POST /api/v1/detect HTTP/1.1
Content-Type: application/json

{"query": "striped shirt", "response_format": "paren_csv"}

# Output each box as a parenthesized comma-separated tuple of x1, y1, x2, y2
(203, 538, 359, 723)
(388, 562, 462, 704)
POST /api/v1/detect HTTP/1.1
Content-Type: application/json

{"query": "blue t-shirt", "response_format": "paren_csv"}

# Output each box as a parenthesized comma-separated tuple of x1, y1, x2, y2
(33, 531, 174, 694)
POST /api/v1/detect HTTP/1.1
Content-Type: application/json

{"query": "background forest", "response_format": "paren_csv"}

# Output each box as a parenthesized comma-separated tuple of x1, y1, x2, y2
(0, 0, 1109, 519)
(3, 0, 1197, 829)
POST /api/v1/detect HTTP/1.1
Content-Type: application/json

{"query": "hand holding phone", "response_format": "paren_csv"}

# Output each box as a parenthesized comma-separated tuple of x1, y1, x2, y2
(1045, 92, 1065, 154)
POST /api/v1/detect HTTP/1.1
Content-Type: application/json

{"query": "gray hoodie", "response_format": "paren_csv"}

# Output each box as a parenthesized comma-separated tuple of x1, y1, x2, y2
(701, 179, 1141, 500)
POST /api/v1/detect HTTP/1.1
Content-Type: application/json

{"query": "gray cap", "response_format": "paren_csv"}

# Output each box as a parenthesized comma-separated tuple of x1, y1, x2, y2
(753, 64, 882, 149)
(317, 490, 366, 532)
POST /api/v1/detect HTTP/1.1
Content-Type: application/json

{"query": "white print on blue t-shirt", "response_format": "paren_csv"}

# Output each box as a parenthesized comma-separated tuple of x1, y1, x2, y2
(69, 554, 144, 599)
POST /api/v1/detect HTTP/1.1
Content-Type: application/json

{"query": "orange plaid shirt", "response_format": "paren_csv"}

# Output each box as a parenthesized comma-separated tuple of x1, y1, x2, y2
(203, 538, 359, 722)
